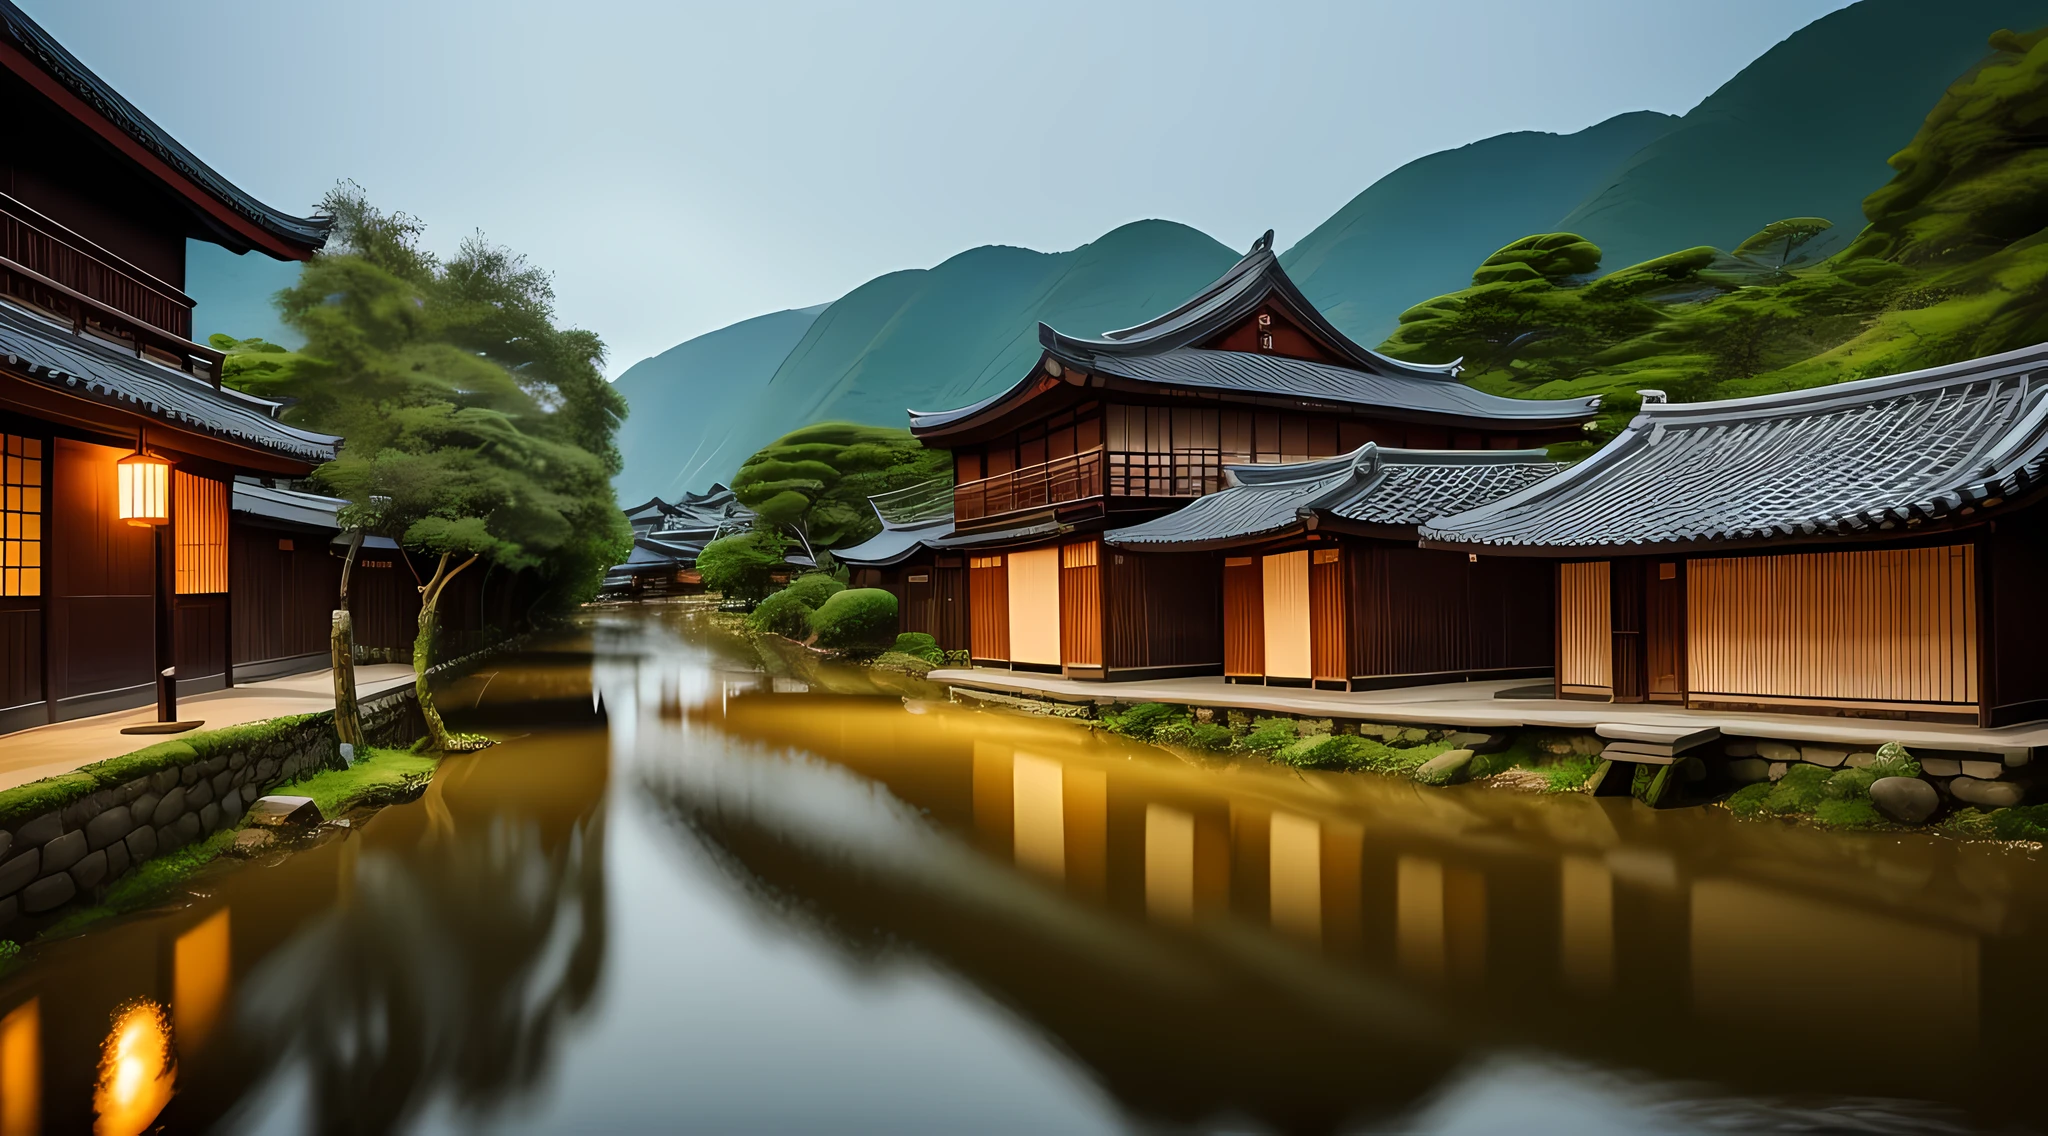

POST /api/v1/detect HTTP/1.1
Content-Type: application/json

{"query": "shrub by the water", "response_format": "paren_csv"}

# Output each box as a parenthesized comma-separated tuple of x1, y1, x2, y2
(808, 588, 898, 649)
(891, 632, 944, 665)
(1153, 719, 1234, 749)
(746, 588, 816, 639)
(1100, 702, 1183, 740)
(784, 573, 846, 609)
(1238, 717, 1299, 755)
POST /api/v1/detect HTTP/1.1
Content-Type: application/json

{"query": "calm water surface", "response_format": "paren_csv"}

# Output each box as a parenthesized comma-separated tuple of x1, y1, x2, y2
(1, 601, 2043, 1134)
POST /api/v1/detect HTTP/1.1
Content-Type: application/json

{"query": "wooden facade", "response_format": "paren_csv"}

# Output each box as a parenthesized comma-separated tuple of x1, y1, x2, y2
(1553, 542, 1997, 722)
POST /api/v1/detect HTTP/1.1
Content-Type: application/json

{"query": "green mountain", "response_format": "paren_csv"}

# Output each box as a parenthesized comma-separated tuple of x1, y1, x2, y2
(1280, 111, 1680, 345)
(1556, 0, 2048, 273)
(650, 219, 1239, 499)
(1382, 25, 2048, 452)
(611, 305, 826, 504)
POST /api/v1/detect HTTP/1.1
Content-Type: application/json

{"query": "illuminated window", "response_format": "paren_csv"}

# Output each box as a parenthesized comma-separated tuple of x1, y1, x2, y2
(174, 472, 227, 594)
(0, 435, 40, 598)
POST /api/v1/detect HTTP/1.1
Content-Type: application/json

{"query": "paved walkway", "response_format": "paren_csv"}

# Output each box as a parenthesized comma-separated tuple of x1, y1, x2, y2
(927, 669, 2043, 759)
(0, 664, 416, 793)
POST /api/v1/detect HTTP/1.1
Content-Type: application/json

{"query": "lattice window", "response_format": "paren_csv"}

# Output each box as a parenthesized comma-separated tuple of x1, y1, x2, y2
(0, 435, 41, 597)
(175, 471, 228, 594)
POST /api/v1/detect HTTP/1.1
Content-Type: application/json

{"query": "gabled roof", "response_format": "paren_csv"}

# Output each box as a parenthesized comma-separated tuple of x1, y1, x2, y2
(1105, 445, 1561, 551)
(1041, 230, 1458, 378)
(908, 231, 1600, 437)
(0, 1, 329, 259)
(1420, 343, 2048, 555)
(0, 301, 340, 466)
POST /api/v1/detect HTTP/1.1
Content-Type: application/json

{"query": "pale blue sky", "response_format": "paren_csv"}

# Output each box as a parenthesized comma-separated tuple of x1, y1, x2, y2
(28, 0, 1853, 373)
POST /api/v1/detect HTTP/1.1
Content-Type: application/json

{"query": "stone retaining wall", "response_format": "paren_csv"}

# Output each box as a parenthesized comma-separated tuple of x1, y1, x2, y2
(0, 683, 427, 935)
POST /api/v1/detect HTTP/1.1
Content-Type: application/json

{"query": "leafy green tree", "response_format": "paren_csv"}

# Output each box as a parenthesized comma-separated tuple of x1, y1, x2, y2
(220, 183, 630, 749)
(730, 422, 950, 555)
(1470, 233, 1603, 286)
(696, 529, 790, 607)
(1732, 218, 1834, 271)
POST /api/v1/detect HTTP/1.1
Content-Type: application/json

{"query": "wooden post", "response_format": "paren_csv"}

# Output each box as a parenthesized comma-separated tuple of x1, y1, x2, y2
(155, 506, 177, 722)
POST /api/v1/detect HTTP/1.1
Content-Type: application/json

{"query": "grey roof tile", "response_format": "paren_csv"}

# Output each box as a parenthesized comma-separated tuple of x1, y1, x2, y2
(1421, 343, 2048, 553)
(0, 302, 341, 464)
(231, 482, 345, 529)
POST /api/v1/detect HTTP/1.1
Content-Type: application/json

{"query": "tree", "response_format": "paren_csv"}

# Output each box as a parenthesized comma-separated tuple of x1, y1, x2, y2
(1732, 218, 1834, 271)
(730, 422, 949, 554)
(221, 184, 631, 750)
(695, 529, 790, 608)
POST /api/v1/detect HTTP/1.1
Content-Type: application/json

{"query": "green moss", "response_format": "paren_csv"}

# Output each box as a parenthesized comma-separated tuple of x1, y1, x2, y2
(1764, 763, 1832, 814)
(1100, 702, 1184, 740)
(866, 650, 936, 676)
(1534, 754, 1603, 793)
(1940, 803, 2048, 842)
(1823, 767, 1882, 800)
(1727, 781, 1774, 818)
(1237, 717, 1299, 755)
(40, 829, 240, 940)
(1814, 797, 1887, 828)
(891, 632, 944, 665)
(1152, 719, 1233, 750)
(0, 773, 99, 828)
(0, 712, 330, 827)
(285, 747, 439, 818)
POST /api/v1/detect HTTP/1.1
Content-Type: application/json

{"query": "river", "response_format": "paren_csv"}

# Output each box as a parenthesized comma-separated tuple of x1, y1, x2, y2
(0, 600, 2041, 1134)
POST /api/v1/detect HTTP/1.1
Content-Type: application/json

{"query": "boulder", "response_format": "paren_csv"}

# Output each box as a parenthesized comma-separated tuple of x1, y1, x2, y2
(1800, 746, 1847, 768)
(0, 851, 37, 897)
(1768, 762, 1789, 781)
(172, 813, 201, 843)
(0, 832, 10, 862)
(105, 842, 128, 881)
(1415, 749, 1475, 785)
(232, 829, 276, 856)
(220, 789, 243, 821)
(1959, 760, 2004, 780)
(1395, 727, 1431, 747)
(246, 796, 323, 829)
(211, 771, 233, 797)
(150, 787, 186, 828)
(85, 806, 132, 851)
(68, 849, 107, 891)
(130, 793, 159, 827)
(1445, 731, 1509, 754)
(185, 780, 213, 809)
(1920, 758, 1963, 777)
(1871, 777, 1939, 824)
(1845, 752, 1878, 769)
(39, 830, 85, 875)
(1950, 777, 2025, 809)
(156, 825, 185, 855)
(199, 804, 221, 833)
(20, 873, 73, 914)
(12, 813, 59, 849)
(1722, 739, 1759, 758)
(149, 769, 178, 794)
(1727, 758, 1770, 784)
(124, 826, 156, 861)
(1758, 741, 1800, 763)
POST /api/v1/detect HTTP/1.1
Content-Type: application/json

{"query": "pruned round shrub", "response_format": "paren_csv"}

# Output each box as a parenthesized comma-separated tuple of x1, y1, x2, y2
(746, 588, 815, 638)
(809, 588, 898, 649)
(892, 632, 943, 665)
(784, 572, 846, 609)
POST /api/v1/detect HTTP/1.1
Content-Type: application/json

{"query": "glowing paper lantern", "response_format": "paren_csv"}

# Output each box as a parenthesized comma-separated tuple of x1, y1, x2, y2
(116, 449, 169, 527)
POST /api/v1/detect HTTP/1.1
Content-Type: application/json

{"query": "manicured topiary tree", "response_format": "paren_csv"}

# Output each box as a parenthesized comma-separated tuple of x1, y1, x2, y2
(808, 588, 898, 649)
(731, 422, 950, 555)
(696, 529, 790, 608)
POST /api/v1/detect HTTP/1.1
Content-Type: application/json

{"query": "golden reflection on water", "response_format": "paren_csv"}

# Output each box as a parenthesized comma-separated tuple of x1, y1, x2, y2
(0, 999, 36, 1136)
(93, 1000, 172, 1136)
(173, 909, 230, 1056)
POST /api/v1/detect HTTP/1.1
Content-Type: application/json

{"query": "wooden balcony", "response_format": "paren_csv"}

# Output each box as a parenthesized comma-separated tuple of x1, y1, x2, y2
(0, 193, 223, 382)
(955, 448, 1105, 524)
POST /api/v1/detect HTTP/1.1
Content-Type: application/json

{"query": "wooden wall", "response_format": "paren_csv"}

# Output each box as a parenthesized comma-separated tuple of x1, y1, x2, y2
(1261, 551, 1311, 680)
(1687, 545, 1978, 709)
(46, 438, 154, 718)
(1103, 549, 1220, 677)
(1346, 544, 1554, 684)
(1222, 557, 1263, 678)
(1988, 518, 2048, 725)
(173, 595, 227, 693)
(231, 520, 343, 680)
(1557, 562, 1611, 696)
(1007, 547, 1061, 666)
(1059, 541, 1101, 669)
(1310, 548, 1345, 684)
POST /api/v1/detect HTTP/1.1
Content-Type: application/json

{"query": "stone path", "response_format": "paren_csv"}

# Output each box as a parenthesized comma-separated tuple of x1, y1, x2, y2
(927, 669, 2042, 760)
(0, 665, 417, 794)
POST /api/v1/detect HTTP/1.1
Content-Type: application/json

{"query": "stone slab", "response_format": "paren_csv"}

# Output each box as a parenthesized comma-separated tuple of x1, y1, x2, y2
(246, 796, 322, 829)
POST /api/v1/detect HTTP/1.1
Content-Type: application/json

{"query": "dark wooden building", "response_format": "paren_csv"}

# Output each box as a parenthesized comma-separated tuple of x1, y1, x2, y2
(838, 230, 1599, 677)
(604, 484, 752, 597)
(1421, 346, 2048, 726)
(0, 3, 340, 732)
(1104, 446, 1559, 688)
(228, 482, 346, 682)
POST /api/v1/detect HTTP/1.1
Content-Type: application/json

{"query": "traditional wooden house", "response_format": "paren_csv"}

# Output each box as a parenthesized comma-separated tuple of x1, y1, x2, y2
(1420, 346, 2048, 726)
(0, 2, 341, 731)
(228, 482, 346, 681)
(1104, 446, 1561, 688)
(605, 484, 753, 596)
(839, 230, 1600, 676)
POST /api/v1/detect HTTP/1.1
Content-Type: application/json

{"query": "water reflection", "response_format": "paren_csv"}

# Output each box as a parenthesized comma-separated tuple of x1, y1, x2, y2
(174, 909, 230, 1056)
(0, 999, 35, 1136)
(94, 1000, 171, 1136)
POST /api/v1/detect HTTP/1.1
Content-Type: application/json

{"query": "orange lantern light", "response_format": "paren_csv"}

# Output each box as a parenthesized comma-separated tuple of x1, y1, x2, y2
(116, 446, 170, 527)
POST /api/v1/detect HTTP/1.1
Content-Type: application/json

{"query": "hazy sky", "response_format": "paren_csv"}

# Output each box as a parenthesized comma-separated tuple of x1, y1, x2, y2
(30, 0, 1853, 374)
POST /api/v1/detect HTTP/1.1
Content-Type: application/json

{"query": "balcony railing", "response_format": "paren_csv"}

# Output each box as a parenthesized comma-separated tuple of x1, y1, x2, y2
(869, 477, 955, 526)
(955, 449, 1105, 523)
(0, 193, 222, 381)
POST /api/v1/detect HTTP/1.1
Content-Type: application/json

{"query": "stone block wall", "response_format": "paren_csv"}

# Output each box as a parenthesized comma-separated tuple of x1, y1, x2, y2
(0, 684, 424, 935)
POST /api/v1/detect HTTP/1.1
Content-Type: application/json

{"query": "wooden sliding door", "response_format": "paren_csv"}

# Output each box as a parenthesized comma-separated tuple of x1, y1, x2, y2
(1059, 541, 1101, 669)
(1262, 550, 1310, 680)
(1309, 547, 1345, 684)
(47, 438, 154, 718)
(1007, 547, 1061, 666)
(969, 554, 1009, 663)
(1223, 556, 1263, 677)
(1557, 561, 1611, 698)
(1687, 545, 1978, 710)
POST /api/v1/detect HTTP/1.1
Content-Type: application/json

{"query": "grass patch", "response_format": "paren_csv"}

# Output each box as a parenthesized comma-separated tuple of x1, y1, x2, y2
(1940, 803, 2048, 842)
(39, 829, 239, 940)
(1237, 717, 1300, 755)
(284, 747, 439, 818)
(0, 713, 327, 826)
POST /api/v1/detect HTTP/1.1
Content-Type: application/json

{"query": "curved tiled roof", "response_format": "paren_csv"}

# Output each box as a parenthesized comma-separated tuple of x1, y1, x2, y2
(0, 302, 340, 464)
(909, 232, 1599, 436)
(231, 482, 345, 529)
(0, 1, 329, 254)
(1421, 344, 2048, 554)
(833, 518, 954, 567)
(1105, 446, 1560, 550)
